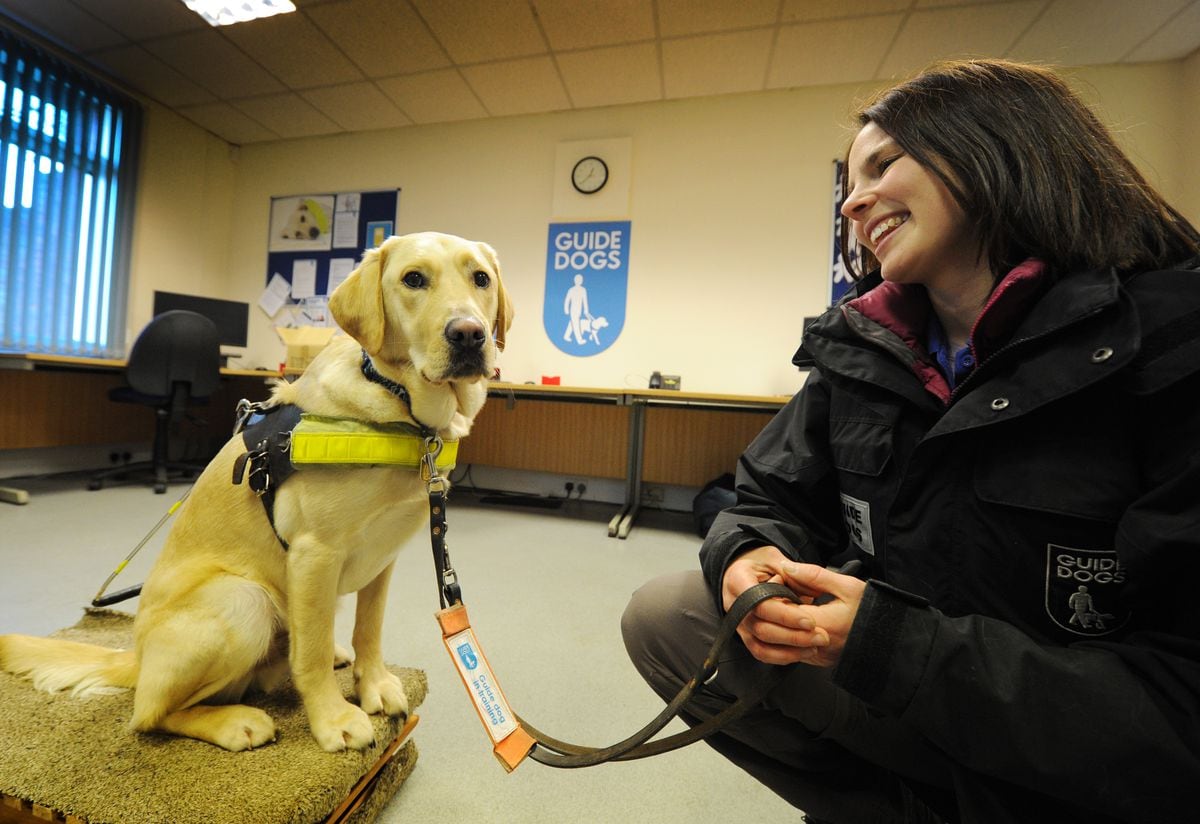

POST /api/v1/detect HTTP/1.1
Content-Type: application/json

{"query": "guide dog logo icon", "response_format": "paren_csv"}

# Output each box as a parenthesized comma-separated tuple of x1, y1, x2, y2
(1044, 544, 1131, 636)
(457, 641, 480, 671)
(544, 221, 630, 356)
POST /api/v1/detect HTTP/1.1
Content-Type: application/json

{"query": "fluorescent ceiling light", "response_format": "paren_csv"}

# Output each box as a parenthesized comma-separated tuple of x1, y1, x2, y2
(181, 0, 297, 27)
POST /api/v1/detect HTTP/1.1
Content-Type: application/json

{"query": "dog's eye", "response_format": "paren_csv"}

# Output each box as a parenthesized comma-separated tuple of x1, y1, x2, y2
(473, 270, 491, 288)
(402, 271, 427, 289)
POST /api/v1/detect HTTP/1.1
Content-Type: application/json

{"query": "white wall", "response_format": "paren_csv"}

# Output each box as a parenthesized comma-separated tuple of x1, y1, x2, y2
(124, 104, 238, 353)
(124, 61, 1197, 398)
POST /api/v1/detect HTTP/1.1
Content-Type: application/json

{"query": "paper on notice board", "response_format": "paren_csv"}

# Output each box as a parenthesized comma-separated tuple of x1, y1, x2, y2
(259, 273, 292, 318)
(327, 258, 355, 295)
(333, 193, 361, 248)
(291, 259, 317, 298)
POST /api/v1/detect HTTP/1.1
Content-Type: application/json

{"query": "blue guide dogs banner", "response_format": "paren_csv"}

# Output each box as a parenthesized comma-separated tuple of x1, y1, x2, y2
(544, 221, 630, 356)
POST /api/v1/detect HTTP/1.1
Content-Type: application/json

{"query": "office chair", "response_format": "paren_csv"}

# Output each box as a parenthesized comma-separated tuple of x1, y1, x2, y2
(89, 310, 221, 494)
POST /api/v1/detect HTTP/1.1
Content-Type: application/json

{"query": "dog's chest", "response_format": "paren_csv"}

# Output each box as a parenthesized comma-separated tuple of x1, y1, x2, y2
(335, 493, 427, 594)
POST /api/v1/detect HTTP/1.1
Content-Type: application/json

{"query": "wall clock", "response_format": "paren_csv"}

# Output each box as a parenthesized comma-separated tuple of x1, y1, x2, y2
(571, 155, 608, 194)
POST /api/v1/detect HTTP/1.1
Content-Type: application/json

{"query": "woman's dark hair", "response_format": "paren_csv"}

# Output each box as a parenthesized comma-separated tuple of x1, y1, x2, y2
(839, 59, 1200, 280)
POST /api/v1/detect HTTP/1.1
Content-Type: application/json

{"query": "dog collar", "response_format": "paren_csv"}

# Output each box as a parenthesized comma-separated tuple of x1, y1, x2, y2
(359, 349, 434, 435)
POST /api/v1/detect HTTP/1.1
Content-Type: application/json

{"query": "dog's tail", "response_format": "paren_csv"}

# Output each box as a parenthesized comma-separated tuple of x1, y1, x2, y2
(0, 634, 137, 695)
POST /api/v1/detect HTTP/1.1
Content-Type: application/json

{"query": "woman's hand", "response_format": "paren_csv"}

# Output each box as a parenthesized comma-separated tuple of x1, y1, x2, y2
(722, 550, 866, 667)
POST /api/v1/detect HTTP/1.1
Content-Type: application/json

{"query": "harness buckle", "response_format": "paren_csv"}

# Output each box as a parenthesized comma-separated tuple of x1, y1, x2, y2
(247, 455, 272, 497)
(421, 434, 445, 485)
(233, 398, 269, 436)
(442, 567, 462, 606)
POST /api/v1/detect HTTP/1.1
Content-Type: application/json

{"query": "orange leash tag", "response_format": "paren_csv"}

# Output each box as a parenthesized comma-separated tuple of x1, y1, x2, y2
(436, 604, 536, 772)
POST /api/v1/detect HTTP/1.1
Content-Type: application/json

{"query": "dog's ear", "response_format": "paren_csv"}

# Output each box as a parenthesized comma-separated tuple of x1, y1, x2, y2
(330, 241, 389, 353)
(479, 242, 514, 351)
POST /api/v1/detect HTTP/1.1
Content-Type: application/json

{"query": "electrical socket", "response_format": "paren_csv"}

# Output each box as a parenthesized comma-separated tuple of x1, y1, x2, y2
(564, 481, 574, 496)
(576, 483, 587, 498)
(641, 486, 665, 505)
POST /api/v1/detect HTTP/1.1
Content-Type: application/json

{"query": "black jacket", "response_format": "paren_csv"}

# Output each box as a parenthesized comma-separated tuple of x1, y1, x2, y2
(700, 263, 1200, 823)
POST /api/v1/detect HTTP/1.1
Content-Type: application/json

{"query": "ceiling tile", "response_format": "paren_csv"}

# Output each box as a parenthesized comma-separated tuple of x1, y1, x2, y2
(301, 82, 413, 131)
(0, 0, 126, 52)
(462, 56, 570, 116)
(411, 0, 547, 64)
(231, 93, 342, 138)
(768, 15, 905, 88)
(914, 0, 1020, 6)
(877, 1, 1045, 79)
(143, 29, 286, 98)
(221, 12, 363, 89)
(533, 0, 656, 50)
(781, 0, 910, 23)
(557, 42, 661, 108)
(1009, 0, 1191, 66)
(5, 0, 1200, 145)
(662, 28, 775, 99)
(658, 0, 779, 37)
(88, 45, 217, 107)
(71, 0, 204, 41)
(305, 0, 450, 78)
(1124, 1, 1200, 61)
(176, 101, 280, 144)
(375, 69, 488, 124)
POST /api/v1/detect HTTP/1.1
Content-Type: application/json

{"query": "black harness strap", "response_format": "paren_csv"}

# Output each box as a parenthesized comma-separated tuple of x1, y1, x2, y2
(232, 403, 302, 550)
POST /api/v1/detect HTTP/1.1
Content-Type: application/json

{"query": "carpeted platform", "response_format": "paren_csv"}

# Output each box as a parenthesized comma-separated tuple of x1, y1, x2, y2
(0, 609, 426, 824)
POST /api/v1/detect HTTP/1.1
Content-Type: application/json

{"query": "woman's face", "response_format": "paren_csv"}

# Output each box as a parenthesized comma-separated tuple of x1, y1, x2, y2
(842, 122, 985, 293)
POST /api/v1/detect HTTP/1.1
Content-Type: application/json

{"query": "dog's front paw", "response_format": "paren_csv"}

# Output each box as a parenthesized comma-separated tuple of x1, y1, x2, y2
(357, 670, 409, 718)
(311, 701, 375, 752)
(212, 707, 277, 752)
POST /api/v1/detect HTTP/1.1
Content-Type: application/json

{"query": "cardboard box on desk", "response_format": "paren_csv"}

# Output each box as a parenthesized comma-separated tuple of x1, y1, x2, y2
(276, 326, 337, 371)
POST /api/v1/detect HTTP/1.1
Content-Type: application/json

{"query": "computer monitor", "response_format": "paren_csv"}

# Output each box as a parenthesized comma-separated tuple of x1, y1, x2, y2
(152, 291, 249, 349)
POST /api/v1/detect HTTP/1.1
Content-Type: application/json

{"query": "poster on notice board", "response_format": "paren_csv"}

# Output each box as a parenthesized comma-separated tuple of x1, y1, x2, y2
(261, 189, 399, 323)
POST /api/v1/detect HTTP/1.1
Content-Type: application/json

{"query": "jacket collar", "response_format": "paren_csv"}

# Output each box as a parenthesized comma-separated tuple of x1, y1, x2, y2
(801, 265, 1129, 406)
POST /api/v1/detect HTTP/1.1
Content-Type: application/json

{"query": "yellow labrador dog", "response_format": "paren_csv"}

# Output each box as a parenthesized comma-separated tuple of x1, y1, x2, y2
(0, 232, 512, 752)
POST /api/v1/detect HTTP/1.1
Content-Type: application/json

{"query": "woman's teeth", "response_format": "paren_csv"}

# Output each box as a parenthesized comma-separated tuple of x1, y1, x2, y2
(870, 215, 907, 244)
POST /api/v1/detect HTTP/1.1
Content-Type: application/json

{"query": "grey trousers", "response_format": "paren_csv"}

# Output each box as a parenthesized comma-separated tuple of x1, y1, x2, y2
(621, 570, 954, 824)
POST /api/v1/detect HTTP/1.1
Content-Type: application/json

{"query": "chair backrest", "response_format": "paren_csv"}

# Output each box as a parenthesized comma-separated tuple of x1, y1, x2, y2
(125, 310, 222, 399)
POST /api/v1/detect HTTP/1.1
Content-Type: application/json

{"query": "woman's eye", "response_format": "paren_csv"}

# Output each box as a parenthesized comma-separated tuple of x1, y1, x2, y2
(402, 271, 427, 288)
(878, 154, 900, 173)
(473, 270, 491, 288)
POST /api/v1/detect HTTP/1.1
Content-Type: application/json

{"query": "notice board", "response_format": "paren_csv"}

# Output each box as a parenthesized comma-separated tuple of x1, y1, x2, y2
(262, 189, 399, 318)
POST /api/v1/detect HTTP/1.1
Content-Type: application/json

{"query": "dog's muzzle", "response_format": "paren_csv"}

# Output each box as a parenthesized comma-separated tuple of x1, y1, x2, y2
(444, 317, 489, 377)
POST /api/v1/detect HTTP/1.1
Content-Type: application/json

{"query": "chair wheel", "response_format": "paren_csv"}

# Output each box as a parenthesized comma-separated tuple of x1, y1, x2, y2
(88, 480, 102, 491)
(154, 483, 167, 494)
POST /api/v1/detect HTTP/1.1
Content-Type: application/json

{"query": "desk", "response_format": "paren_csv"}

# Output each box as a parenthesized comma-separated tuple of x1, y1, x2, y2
(462, 382, 790, 538)
(0, 353, 278, 503)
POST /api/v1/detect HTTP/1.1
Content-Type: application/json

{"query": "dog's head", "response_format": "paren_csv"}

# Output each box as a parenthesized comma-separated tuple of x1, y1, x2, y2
(329, 232, 513, 383)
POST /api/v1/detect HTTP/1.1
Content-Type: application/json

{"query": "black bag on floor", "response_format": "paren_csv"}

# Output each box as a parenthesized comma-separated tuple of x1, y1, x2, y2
(691, 473, 736, 538)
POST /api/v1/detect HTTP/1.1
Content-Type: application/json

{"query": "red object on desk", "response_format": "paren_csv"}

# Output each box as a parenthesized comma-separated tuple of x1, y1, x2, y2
(541, 375, 561, 385)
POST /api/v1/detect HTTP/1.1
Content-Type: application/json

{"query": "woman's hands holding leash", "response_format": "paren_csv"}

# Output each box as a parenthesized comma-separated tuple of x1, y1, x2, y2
(722, 547, 865, 668)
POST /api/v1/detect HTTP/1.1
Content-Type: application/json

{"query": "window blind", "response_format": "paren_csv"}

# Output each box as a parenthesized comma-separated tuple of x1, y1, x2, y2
(0, 26, 140, 357)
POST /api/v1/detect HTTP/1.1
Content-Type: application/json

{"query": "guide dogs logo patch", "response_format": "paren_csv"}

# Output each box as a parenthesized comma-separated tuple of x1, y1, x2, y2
(1044, 544, 1130, 636)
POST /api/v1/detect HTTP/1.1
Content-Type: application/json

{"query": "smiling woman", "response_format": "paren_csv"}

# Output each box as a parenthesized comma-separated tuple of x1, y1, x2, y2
(622, 58, 1200, 824)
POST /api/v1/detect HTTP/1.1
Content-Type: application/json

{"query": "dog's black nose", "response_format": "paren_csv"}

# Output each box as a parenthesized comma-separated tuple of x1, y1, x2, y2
(445, 318, 486, 350)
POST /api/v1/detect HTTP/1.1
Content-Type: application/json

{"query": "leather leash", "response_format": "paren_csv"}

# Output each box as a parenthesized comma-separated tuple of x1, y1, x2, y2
(420, 433, 858, 771)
